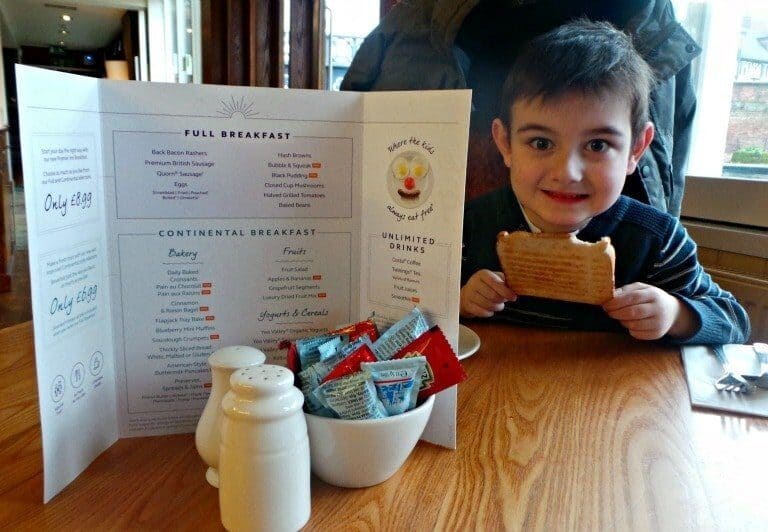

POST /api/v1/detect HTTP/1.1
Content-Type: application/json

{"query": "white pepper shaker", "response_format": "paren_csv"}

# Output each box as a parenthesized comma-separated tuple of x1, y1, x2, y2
(218, 365, 310, 532)
(195, 346, 266, 487)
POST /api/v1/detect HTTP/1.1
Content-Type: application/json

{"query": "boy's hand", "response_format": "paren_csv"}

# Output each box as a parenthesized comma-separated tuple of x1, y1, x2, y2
(602, 282, 697, 340)
(460, 270, 517, 318)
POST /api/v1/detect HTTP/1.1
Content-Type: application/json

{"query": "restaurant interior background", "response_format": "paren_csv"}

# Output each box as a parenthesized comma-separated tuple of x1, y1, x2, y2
(0, 0, 766, 340)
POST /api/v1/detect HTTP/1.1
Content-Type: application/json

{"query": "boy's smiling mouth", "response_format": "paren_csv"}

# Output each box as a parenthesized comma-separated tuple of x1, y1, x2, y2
(542, 190, 589, 203)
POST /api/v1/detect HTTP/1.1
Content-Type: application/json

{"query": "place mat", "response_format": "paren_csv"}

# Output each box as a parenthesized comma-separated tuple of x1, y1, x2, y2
(681, 344, 768, 418)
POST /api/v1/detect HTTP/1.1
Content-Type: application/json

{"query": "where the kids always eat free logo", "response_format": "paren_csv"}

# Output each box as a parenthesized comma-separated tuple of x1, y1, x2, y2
(386, 137, 437, 222)
(387, 150, 433, 208)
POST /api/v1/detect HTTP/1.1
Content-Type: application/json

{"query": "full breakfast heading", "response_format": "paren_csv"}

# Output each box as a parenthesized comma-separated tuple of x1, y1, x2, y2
(184, 129, 291, 140)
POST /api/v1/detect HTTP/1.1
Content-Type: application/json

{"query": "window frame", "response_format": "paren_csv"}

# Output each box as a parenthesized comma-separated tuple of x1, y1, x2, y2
(681, 175, 768, 229)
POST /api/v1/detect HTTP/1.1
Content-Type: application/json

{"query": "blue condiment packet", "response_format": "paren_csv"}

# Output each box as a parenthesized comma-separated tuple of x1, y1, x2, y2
(361, 356, 426, 415)
(313, 371, 388, 420)
(372, 307, 430, 360)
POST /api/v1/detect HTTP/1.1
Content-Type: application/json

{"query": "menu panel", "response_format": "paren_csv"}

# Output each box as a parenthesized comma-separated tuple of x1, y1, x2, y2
(38, 240, 103, 342)
(31, 134, 99, 233)
(359, 93, 472, 448)
(367, 233, 451, 315)
(118, 229, 352, 414)
(18, 68, 119, 503)
(18, 65, 470, 501)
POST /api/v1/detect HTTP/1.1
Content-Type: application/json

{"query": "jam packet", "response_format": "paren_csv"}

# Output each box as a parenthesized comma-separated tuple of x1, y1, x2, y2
(360, 356, 426, 415)
(329, 318, 380, 343)
(372, 307, 430, 360)
(313, 371, 388, 420)
(321, 342, 377, 384)
(283, 341, 300, 374)
(393, 326, 467, 400)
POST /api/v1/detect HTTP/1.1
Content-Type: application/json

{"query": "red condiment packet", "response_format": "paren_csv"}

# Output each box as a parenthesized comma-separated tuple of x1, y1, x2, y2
(284, 341, 301, 374)
(321, 343, 377, 383)
(393, 325, 467, 399)
(329, 318, 380, 343)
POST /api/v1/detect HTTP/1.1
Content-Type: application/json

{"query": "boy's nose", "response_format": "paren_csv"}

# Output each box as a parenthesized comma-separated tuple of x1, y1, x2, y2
(553, 152, 584, 182)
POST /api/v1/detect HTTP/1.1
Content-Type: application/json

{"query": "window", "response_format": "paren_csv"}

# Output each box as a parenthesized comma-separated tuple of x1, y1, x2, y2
(323, 0, 379, 90)
(673, 0, 768, 228)
(146, 0, 201, 83)
(281, 0, 378, 89)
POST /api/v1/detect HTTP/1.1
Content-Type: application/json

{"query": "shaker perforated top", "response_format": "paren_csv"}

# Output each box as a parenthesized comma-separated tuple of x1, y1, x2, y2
(230, 364, 295, 397)
(209, 345, 266, 369)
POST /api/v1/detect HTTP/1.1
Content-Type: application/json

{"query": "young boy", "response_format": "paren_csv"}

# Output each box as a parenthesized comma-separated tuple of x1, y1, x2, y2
(460, 19, 750, 344)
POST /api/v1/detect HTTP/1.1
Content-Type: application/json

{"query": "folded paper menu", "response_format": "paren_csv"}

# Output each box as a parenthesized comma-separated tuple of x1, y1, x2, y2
(17, 66, 471, 501)
(681, 344, 768, 418)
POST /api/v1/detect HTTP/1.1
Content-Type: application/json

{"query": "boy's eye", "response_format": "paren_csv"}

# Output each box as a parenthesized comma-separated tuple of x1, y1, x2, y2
(528, 138, 552, 150)
(587, 139, 609, 152)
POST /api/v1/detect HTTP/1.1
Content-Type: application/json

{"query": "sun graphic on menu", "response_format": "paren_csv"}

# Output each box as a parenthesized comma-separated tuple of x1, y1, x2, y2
(217, 96, 259, 119)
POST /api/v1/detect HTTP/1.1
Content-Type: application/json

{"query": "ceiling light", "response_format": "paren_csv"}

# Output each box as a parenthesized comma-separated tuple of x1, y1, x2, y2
(60, 28, 68, 35)
(62, 14, 71, 21)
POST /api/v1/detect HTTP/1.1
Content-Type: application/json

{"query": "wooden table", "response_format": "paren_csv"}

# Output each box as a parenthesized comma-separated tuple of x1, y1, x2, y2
(2, 320, 768, 530)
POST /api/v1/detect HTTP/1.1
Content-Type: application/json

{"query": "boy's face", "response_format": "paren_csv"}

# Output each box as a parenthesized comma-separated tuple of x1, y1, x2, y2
(492, 91, 654, 233)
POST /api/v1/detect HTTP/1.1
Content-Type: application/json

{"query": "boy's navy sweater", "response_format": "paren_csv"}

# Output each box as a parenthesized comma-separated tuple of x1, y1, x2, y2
(462, 186, 751, 344)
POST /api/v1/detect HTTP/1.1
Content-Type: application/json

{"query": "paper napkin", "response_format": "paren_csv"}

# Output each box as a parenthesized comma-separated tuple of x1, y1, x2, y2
(681, 344, 768, 418)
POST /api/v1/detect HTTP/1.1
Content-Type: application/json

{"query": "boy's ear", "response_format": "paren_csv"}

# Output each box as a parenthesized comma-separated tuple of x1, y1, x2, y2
(626, 121, 655, 174)
(492, 118, 514, 168)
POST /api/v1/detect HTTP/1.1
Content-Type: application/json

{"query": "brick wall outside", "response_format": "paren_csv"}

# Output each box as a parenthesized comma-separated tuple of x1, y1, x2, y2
(725, 82, 768, 157)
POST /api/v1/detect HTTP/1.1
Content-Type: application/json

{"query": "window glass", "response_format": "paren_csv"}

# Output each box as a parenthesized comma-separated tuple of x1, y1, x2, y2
(324, 0, 379, 90)
(282, 0, 378, 89)
(673, 0, 768, 180)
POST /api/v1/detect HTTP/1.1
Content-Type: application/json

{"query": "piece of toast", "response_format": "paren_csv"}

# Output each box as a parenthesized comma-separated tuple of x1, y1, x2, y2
(496, 231, 616, 305)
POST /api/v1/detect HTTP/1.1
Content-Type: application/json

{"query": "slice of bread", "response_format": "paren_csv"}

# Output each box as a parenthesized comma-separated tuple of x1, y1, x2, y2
(496, 231, 616, 305)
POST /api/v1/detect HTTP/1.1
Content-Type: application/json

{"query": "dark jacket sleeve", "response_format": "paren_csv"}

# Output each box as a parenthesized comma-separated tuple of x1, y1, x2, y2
(670, 62, 697, 216)
(340, 31, 386, 91)
(634, 4, 701, 216)
(639, 63, 698, 217)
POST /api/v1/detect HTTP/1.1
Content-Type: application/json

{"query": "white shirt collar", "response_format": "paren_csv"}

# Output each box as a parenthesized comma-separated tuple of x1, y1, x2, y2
(515, 196, 581, 236)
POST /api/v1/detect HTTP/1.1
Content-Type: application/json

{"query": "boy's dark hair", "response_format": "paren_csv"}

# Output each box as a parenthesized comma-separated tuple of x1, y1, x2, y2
(499, 18, 655, 139)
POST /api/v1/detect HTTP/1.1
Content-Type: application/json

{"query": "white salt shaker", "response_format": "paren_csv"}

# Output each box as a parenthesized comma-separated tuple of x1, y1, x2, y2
(195, 346, 266, 487)
(218, 365, 310, 532)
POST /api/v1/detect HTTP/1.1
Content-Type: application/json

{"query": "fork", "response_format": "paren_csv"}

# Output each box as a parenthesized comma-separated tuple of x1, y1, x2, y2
(749, 342, 768, 388)
(713, 344, 755, 394)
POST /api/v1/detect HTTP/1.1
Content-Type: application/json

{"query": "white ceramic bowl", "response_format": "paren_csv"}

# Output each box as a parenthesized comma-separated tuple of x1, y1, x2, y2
(305, 395, 435, 488)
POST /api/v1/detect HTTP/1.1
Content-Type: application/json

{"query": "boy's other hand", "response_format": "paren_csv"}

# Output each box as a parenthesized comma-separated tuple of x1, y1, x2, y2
(460, 270, 518, 318)
(602, 282, 697, 340)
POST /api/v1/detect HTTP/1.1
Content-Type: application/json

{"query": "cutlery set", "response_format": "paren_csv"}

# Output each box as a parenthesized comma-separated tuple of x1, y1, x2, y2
(713, 342, 768, 394)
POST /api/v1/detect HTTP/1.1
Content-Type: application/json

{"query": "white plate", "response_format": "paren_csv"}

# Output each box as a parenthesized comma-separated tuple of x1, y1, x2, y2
(458, 324, 481, 361)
